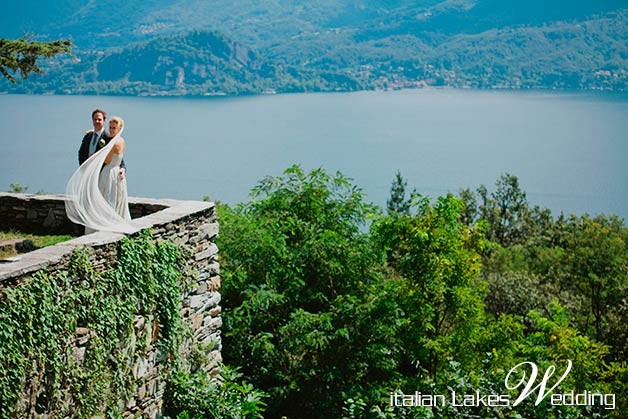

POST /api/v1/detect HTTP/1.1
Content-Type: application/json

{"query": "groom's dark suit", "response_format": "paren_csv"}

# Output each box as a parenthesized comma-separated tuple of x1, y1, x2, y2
(78, 131, 125, 169)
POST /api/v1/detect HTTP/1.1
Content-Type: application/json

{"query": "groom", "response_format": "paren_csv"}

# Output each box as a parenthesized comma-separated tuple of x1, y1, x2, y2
(78, 108, 125, 178)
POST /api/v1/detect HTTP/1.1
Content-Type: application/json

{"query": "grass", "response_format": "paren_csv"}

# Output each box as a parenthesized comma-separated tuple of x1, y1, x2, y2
(0, 231, 72, 259)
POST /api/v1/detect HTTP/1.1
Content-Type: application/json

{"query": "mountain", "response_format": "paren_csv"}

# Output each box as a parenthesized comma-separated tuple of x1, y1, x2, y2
(1, 1, 626, 94)
(2, 0, 624, 47)
(0, 30, 365, 96)
(94, 31, 272, 95)
(0, 30, 276, 96)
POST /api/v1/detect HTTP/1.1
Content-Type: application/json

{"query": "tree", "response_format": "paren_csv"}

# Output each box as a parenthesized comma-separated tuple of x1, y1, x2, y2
(217, 165, 387, 418)
(386, 171, 413, 216)
(0, 38, 71, 83)
(373, 194, 488, 381)
(458, 187, 478, 226)
(562, 215, 627, 343)
(8, 183, 28, 193)
(459, 174, 530, 247)
(490, 174, 529, 246)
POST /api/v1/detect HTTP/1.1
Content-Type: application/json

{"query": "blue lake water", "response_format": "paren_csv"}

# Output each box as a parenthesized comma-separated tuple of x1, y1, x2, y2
(0, 90, 626, 220)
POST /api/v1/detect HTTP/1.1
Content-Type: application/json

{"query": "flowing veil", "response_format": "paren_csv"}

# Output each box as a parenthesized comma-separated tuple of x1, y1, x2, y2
(65, 132, 135, 234)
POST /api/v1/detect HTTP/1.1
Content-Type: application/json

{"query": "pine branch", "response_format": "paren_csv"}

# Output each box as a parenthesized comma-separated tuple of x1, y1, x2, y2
(0, 38, 72, 83)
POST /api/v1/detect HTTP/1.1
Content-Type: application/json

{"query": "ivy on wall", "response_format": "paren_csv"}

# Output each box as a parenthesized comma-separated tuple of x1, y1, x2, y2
(0, 230, 186, 417)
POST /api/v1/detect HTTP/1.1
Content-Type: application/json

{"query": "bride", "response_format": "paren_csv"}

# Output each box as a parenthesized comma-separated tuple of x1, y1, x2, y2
(65, 116, 134, 234)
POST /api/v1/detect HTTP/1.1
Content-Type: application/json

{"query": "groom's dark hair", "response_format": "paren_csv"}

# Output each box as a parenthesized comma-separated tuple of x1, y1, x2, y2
(92, 109, 107, 119)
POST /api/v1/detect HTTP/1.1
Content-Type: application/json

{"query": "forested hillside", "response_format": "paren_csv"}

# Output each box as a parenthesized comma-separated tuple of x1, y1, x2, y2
(1, 1, 625, 94)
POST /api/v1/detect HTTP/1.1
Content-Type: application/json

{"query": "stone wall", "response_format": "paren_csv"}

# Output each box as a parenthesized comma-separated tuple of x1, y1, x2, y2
(0, 193, 221, 418)
(0, 193, 170, 236)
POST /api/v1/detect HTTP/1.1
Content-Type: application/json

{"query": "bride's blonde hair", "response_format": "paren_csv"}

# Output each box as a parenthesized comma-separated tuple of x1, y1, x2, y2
(110, 116, 124, 128)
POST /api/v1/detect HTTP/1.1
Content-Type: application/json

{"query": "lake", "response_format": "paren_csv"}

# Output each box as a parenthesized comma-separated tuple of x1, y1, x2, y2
(0, 90, 626, 220)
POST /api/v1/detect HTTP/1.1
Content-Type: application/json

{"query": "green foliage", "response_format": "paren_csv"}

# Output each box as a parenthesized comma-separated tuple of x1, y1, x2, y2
(505, 303, 621, 418)
(461, 173, 529, 247)
(457, 175, 627, 417)
(165, 366, 267, 419)
(373, 194, 488, 381)
(386, 171, 414, 216)
(216, 167, 626, 418)
(560, 214, 627, 342)
(475, 199, 628, 357)
(521, 302, 609, 388)
(0, 229, 265, 417)
(0, 231, 184, 417)
(8, 183, 28, 193)
(218, 165, 386, 418)
(0, 38, 71, 83)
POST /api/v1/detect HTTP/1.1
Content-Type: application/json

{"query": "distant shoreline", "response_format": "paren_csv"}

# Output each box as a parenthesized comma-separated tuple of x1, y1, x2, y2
(1, 85, 627, 100)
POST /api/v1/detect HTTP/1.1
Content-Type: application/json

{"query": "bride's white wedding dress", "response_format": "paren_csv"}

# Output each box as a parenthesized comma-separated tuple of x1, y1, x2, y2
(98, 152, 131, 222)
(65, 134, 134, 234)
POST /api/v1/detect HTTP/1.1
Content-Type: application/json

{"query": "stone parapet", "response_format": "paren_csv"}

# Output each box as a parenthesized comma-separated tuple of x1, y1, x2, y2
(0, 193, 221, 418)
